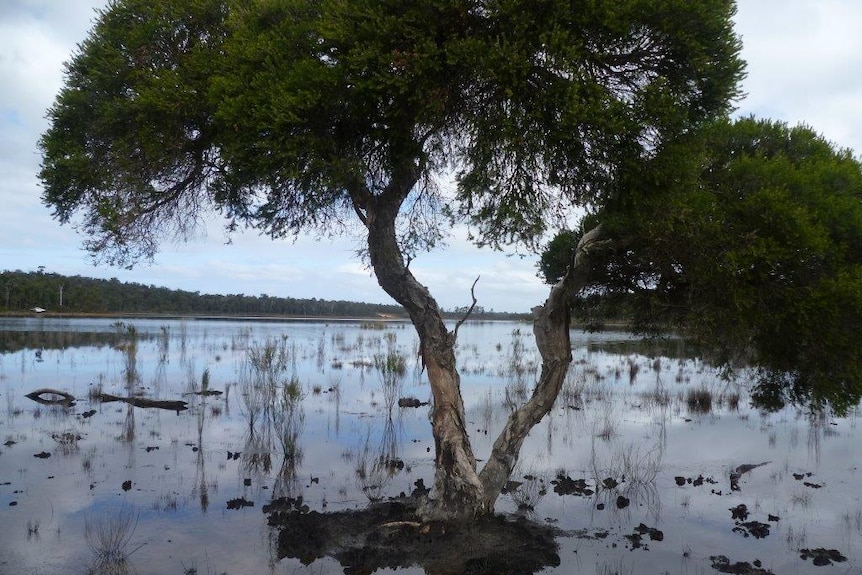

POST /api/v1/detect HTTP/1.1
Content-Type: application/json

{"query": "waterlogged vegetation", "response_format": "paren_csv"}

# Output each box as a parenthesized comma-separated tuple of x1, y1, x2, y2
(0, 317, 859, 574)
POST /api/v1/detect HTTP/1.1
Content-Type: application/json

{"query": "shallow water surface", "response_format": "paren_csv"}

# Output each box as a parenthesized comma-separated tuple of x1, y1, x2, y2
(0, 317, 859, 574)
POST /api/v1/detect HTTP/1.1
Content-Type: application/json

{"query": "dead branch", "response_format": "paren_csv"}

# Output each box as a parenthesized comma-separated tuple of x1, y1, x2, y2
(25, 388, 76, 406)
(453, 276, 480, 338)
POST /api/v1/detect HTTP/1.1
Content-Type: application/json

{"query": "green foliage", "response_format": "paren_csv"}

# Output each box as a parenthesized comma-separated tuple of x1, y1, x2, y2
(373, 350, 407, 378)
(40, 0, 230, 263)
(559, 117, 862, 413)
(40, 0, 743, 263)
(537, 230, 578, 285)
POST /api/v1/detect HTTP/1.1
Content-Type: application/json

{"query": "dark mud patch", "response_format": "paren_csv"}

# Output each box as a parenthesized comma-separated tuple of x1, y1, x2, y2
(551, 475, 594, 497)
(675, 474, 718, 487)
(710, 555, 774, 574)
(624, 523, 663, 550)
(227, 497, 254, 510)
(732, 521, 770, 539)
(397, 397, 428, 408)
(266, 499, 561, 574)
(799, 548, 847, 566)
(730, 504, 749, 520)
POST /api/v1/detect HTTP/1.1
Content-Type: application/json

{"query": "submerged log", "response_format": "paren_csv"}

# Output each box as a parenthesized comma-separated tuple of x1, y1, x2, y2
(184, 389, 223, 397)
(94, 392, 187, 412)
(25, 388, 76, 407)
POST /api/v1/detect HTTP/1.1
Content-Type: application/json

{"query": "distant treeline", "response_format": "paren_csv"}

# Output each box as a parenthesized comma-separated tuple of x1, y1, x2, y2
(0, 270, 528, 320)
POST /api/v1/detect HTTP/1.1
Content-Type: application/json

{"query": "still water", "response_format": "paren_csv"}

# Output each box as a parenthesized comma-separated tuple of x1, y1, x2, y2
(0, 317, 859, 574)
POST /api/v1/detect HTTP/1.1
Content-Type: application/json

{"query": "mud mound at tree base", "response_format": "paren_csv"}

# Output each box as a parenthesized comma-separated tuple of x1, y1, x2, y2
(267, 499, 560, 574)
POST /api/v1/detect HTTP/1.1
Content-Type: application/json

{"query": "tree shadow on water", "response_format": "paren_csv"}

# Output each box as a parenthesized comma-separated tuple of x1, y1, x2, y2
(265, 499, 561, 575)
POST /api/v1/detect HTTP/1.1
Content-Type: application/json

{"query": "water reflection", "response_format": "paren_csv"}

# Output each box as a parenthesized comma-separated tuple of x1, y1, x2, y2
(193, 407, 210, 512)
(353, 415, 405, 503)
(1, 318, 860, 575)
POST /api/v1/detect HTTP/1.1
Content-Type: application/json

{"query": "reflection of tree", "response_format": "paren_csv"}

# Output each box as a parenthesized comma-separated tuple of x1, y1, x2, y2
(0, 329, 151, 355)
(151, 325, 170, 395)
(192, 407, 209, 512)
(121, 404, 135, 443)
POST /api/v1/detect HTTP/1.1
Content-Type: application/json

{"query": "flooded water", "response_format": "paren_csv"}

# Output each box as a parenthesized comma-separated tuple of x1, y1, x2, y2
(0, 317, 859, 574)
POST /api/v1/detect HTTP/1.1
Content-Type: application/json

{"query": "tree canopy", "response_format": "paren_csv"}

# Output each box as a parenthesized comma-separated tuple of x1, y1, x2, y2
(40, 0, 743, 263)
(540, 117, 862, 413)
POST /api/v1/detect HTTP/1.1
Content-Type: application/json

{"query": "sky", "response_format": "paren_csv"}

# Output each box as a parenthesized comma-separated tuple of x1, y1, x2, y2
(2, 1, 862, 313)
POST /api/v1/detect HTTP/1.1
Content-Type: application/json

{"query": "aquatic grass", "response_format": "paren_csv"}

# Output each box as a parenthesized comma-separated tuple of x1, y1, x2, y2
(685, 387, 713, 414)
(590, 437, 663, 520)
(840, 508, 862, 533)
(596, 559, 633, 575)
(272, 379, 305, 498)
(88, 378, 105, 402)
(507, 470, 547, 514)
(373, 350, 407, 377)
(181, 550, 224, 575)
(201, 368, 211, 393)
(84, 504, 144, 574)
(724, 391, 741, 410)
(353, 431, 391, 503)
(593, 401, 618, 441)
(118, 324, 140, 390)
(790, 489, 813, 507)
(26, 520, 39, 540)
(785, 524, 807, 550)
(504, 329, 535, 411)
(374, 340, 407, 414)
(641, 381, 671, 408)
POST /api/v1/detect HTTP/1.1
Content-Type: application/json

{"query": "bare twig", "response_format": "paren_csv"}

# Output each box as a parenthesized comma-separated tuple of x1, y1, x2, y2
(453, 276, 480, 338)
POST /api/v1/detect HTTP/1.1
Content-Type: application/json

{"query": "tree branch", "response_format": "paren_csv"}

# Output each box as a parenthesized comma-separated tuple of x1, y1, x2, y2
(477, 225, 613, 506)
(453, 276, 480, 339)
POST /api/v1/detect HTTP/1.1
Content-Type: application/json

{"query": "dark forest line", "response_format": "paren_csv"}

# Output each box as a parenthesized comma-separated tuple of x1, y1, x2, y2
(0, 270, 528, 321)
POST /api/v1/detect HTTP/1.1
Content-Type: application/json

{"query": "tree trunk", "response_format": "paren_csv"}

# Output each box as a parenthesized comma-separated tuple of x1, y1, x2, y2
(364, 168, 607, 519)
(364, 193, 486, 521)
(477, 225, 607, 510)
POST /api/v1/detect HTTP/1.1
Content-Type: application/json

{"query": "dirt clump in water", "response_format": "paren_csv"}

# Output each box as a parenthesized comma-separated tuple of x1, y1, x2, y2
(710, 555, 774, 574)
(266, 498, 561, 574)
(799, 548, 847, 566)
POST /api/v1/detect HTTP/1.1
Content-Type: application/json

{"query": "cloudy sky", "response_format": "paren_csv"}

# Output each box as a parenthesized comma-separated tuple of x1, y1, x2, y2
(2, 1, 861, 313)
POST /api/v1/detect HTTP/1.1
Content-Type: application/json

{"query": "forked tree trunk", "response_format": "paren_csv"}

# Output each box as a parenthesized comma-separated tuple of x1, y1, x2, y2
(365, 181, 606, 520)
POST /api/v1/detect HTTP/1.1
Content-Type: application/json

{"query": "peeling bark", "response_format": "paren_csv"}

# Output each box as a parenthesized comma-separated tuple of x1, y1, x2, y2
(478, 225, 608, 509)
(363, 184, 485, 520)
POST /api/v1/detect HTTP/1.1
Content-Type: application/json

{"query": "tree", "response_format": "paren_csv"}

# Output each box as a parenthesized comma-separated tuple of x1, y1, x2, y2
(40, 0, 743, 519)
(541, 117, 862, 414)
